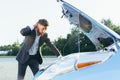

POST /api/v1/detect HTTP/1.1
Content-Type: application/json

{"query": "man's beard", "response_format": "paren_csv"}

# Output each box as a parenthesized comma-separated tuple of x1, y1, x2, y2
(36, 29, 44, 36)
(36, 29, 40, 36)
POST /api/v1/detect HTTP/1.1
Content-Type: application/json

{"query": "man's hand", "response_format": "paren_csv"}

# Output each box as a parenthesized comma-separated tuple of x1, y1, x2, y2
(33, 24, 38, 28)
(29, 24, 38, 30)
(58, 55, 64, 60)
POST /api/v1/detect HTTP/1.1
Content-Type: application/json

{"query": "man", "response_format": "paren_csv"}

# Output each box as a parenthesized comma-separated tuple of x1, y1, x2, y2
(16, 19, 62, 80)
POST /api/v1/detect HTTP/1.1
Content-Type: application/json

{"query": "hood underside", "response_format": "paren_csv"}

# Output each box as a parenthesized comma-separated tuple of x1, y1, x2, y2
(57, 0, 120, 50)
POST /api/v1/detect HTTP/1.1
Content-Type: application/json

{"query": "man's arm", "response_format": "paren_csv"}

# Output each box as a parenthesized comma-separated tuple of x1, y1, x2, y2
(45, 34, 62, 57)
(20, 26, 34, 36)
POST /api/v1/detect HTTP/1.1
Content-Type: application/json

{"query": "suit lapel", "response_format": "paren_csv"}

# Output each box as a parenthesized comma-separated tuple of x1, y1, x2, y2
(39, 34, 46, 46)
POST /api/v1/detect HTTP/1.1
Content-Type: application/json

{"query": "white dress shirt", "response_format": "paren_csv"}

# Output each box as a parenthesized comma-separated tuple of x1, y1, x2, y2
(29, 25, 41, 55)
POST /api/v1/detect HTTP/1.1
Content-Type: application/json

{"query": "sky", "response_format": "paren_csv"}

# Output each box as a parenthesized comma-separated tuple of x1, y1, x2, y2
(0, 0, 120, 45)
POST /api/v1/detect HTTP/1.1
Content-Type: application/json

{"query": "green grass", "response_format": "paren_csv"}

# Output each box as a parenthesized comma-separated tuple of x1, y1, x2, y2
(0, 55, 55, 58)
(0, 56, 16, 58)
(43, 56, 56, 58)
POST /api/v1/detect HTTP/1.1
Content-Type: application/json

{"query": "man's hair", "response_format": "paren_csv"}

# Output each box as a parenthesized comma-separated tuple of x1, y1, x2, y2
(37, 19, 49, 27)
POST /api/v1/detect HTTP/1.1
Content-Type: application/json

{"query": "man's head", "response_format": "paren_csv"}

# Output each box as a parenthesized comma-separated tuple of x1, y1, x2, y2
(35, 19, 49, 35)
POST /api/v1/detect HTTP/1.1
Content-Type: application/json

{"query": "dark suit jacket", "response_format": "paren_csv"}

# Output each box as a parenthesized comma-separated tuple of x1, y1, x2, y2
(16, 26, 61, 64)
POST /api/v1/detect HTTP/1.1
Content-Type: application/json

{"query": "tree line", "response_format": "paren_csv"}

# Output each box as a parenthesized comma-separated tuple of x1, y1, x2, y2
(0, 19, 120, 56)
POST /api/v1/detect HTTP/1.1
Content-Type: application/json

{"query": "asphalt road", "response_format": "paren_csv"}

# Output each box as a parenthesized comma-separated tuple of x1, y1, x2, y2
(0, 57, 57, 80)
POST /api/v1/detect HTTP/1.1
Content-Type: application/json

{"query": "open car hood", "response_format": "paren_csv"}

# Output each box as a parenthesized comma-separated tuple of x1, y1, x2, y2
(33, 1, 120, 80)
(57, 0, 120, 50)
